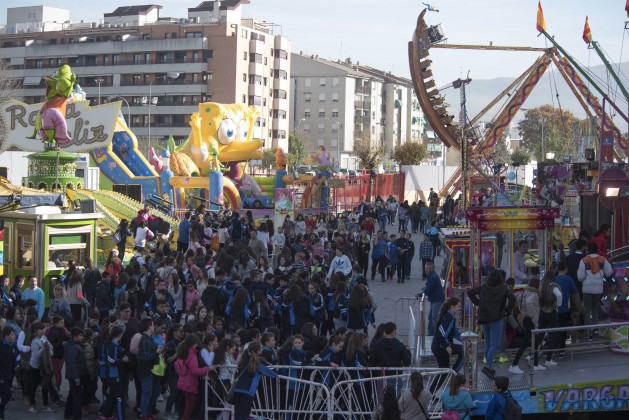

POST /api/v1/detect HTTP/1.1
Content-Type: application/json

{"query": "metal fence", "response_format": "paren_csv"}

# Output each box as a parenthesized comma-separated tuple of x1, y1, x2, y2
(204, 366, 454, 419)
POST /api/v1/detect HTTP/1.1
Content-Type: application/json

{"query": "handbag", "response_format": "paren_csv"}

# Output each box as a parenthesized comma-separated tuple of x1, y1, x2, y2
(225, 369, 246, 405)
(151, 354, 166, 377)
(414, 395, 429, 419)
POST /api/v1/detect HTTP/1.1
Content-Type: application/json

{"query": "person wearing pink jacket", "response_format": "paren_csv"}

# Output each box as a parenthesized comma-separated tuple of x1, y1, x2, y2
(184, 281, 202, 314)
(174, 335, 210, 420)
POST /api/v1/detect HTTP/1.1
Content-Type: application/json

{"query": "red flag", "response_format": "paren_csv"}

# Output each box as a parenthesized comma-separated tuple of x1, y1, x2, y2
(582, 16, 592, 44)
(536, 1, 547, 33)
(626, 0, 629, 18)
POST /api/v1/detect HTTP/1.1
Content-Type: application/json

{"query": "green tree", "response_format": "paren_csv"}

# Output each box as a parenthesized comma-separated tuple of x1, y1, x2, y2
(517, 105, 580, 161)
(390, 139, 429, 165)
(261, 147, 278, 176)
(510, 148, 531, 166)
(354, 132, 384, 169)
(287, 133, 306, 167)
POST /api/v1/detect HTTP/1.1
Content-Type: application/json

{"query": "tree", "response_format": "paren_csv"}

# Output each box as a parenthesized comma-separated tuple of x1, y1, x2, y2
(517, 104, 580, 161)
(287, 133, 306, 167)
(510, 148, 531, 166)
(390, 139, 429, 165)
(0, 60, 22, 143)
(354, 132, 384, 169)
(261, 147, 278, 176)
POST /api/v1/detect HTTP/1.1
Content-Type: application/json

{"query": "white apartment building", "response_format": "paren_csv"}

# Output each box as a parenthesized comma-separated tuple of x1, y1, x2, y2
(290, 53, 426, 170)
(0, 1, 291, 153)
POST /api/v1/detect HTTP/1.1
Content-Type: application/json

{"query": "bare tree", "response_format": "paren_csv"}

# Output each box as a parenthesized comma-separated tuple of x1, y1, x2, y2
(354, 132, 384, 169)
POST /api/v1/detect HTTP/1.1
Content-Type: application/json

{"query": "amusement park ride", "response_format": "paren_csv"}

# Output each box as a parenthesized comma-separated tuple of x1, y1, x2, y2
(409, 4, 629, 416)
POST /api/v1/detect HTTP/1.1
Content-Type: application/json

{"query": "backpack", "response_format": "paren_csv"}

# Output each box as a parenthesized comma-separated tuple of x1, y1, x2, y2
(210, 233, 220, 252)
(113, 230, 122, 245)
(130, 333, 142, 356)
(499, 392, 522, 420)
(116, 290, 129, 308)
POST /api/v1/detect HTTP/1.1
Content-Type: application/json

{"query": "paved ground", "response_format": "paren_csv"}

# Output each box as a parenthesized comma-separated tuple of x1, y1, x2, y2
(3, 227, 443, 419)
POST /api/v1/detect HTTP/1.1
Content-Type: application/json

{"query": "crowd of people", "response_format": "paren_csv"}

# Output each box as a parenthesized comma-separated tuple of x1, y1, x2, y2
(0, 195, 465, 420)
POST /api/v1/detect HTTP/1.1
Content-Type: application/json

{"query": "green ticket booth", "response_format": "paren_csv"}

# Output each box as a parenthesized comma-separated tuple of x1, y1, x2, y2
(0, 207, 101, 306)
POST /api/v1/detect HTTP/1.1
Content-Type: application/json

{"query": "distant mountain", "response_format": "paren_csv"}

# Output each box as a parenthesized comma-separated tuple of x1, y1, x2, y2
(445, 62, 629, 124)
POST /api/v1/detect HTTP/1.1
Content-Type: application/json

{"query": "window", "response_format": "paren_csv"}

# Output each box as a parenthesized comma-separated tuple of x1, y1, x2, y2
(332, 92, 339, 102)
(304, 109, 311, 117)
(16, 224, 34, 269)
(319, 109, 325, 117)
(304, 78, 311, 88)
(242, 94, 247, 103)
(242, 29, 248, 38)
(318, 139, 325, 146)
(186, 32, 202, 38)
(250, 75, 262, 85)
(303, 123, 311, 132)
(333, 78, 339, 86)
(243, 51, 248, 60)
(113, 54, 120, 64)
(48, 231, 90, 269)
(319, 78, 326, 86)
(331, 123, 338, 132)
(243, 73, 247, 82)
(204, 50, 213, 60)
(142, 34, 151, 40)
(273, 69, 287, 79)
(264, 57, 267, 65)
(273, 89, 287, 99)
(249, 53, 262, 63)
(274, 49, 288, 59)
(318, 123, 325, 133)
(318, 93, 325, 102)
(332, 109, 339, 118)
(133, 53, 141, 64)
(304, 93, 311, 102)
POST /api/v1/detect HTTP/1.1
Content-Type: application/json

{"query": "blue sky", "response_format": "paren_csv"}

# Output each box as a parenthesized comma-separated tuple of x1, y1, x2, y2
(1, 1, 627, 88)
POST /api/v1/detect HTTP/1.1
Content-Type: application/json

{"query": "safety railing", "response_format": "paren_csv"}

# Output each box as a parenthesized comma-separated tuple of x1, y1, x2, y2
(529, 320, 629, 390)
(204, 366, 454, 419)
(393, 295, 428, 364)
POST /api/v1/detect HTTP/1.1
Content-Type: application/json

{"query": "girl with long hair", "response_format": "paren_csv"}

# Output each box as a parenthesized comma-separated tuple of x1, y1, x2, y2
(257, 256, 273, 275)
(357, 231, 371, 276)
(232, 342, 278, 420)
(332, 281, 349, 332)
(66, 270, 86, 325)
(431, 297, 463, 372)
(226, 288, 251, 330)
(105, 249, 123, 283)
(82, 258, 101, 307)
(49, 284, 73, 326)
(398, 371, 432, 419)
(168, 272, 184, 322)
(306, 283, 326, 331)
(113, 271, 128, 308)
(174, 334, 209, 420)
(372, 386, 401, 420)
(114, 219, 132, 260)
(539, 271, 562, 367)
(251, 290, 274, 331)
(213, 338, 237, 420)
(346, 285, 373, 333)
(510, 276, 542, 373)
(441, 374, 475, 419)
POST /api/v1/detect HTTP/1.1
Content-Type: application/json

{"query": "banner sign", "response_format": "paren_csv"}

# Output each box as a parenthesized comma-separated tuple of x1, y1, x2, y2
(0, 99, 120, 152)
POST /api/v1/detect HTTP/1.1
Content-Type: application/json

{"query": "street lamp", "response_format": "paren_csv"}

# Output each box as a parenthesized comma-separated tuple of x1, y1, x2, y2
(107, 95, 131, 128)
(334, 121, 342, 168)
(94, 78, 104, 105)
(148, 72, 180, 151)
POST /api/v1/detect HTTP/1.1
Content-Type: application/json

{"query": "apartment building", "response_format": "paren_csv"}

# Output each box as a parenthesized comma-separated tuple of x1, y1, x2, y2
(290, 53, 426, 170)
(0, 1, 291, 153)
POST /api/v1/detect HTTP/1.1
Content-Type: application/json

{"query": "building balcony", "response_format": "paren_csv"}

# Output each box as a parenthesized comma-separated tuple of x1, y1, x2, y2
(272, 76, 289, 91)
(273, 36, 290, 51)
(272, 97, 288, 110)
(274, 57, 289, 71)
(249, 61, 264, 75)
(248, 83, 264, 97)
(355, 86, 370, 95)
(249, 39, 265, 54)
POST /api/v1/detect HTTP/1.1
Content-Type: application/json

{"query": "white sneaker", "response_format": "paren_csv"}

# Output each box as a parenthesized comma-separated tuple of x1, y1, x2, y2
(42, 406, 55, 412)
(545, 360, 557, 367)
(525, 355, 531, 362)
(533, 364, 546, 371)
(509, 365, 524, 374)
(157, 394, 164, 402)
(28, 407, 37, 413)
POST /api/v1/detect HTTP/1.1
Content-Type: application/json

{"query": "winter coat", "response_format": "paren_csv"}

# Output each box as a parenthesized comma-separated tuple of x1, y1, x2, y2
(83, 341, 97, 379)
(519, 288, 540, 327)
(467, 283, 515, 324)
(64, 340, 87, 380)
(441, 388, 475, 420)
(577, 253, 613, 294)
(399, 389, 432, 420)
(175, 347, 209, 393)
(369, 337, 411, 368)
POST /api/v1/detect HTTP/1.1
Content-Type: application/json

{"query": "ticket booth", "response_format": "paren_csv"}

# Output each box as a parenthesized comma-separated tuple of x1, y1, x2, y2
(0, 207, 101, 306)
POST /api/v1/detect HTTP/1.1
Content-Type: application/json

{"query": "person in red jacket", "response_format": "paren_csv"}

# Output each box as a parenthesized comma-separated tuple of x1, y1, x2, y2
(174, 334, 210, 420)
(591, 224, 611, 259)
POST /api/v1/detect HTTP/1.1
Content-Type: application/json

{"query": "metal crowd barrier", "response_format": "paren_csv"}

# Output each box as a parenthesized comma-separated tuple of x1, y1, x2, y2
(204, 366, 454, 419)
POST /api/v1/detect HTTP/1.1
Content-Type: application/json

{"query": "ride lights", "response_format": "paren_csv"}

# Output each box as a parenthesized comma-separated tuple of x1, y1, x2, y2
(427, 25, 446, 43)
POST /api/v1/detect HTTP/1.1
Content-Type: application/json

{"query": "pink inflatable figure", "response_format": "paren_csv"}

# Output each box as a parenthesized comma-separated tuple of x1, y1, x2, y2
(149, 146, 164, 174)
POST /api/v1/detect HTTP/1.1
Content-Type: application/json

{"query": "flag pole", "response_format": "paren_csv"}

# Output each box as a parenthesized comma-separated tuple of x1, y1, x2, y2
(589, 40, 629, 102)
